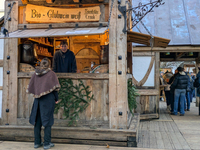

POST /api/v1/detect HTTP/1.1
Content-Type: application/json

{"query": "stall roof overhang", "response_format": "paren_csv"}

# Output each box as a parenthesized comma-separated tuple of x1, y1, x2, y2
(132, 0, 200, 46)
(0, 27, 107, 39)
(127, 31, 170, 48)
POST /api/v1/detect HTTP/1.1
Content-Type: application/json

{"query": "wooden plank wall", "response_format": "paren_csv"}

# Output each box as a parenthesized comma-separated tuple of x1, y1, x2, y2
(133, 52, 160, 120)
(17, 78, 109, 127)
(135, 96, 157, 114)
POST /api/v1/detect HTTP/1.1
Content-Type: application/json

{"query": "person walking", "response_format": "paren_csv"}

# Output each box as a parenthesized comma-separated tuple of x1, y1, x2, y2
(170, 67, 188, 116)
(27, 58, 60, 149)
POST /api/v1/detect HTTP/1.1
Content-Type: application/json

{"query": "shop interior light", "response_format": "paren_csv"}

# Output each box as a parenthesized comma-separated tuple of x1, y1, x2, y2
(165, 52, 170, 55)
(188, 52, 193, 56)
(85, 35, 88, 38)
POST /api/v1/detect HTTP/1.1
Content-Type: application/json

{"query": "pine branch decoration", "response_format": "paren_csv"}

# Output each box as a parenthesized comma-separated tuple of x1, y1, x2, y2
(55, 78, 94, 126)
(128, 79, 139, 116)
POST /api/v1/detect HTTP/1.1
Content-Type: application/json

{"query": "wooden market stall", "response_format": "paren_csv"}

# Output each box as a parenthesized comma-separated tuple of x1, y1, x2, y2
(0, 0, 140, 147)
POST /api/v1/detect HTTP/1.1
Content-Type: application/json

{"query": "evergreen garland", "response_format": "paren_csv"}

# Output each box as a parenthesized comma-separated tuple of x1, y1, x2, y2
(54, 78, 94, 126)
(128, 79, 139, 115)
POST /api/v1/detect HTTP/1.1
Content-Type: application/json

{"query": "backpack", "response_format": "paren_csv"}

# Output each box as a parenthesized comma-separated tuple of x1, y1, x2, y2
(193, 77, 200, 88)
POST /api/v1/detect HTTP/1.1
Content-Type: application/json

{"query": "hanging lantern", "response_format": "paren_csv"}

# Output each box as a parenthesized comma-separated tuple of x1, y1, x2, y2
(189, 52, 193, 56)
(165, 52, 170, 55)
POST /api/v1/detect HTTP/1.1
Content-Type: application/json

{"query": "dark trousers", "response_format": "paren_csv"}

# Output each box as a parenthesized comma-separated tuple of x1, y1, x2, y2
(165, 91, 171, 106)
(170, 92, 174, 112)
(34, 105, 51, 146)
(185, 92, 191, 110)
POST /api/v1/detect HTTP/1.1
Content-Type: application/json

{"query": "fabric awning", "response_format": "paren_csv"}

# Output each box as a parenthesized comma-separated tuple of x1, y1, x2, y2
(127, 31, 170, 48)
(0, 27, 107, 39)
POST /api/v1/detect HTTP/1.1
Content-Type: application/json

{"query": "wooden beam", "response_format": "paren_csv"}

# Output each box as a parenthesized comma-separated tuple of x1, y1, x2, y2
(2, 1, 18, 125)
(109, 0, 118, 129)
(0, 125, 136, 141)
(140, 113, 159, 120)
(132, 52, 155, 56)
(109, 0, 127, 129)
(17, 72, 109, 79)
(137, 90, 159, 95)
(155, 52, 160, 118)
(161, 58, 196, 62)
(133, 46, 200, 52)
(73, 38, 101, 43)
(0, 60, 3, 67)
(99, 4, 105, 22)
(128, 31, 170, 48)
(27, 0, 109, 5)
(18, 22, 108, 29)
(75, 55, 99, 59)
(176, 52, 186, 60)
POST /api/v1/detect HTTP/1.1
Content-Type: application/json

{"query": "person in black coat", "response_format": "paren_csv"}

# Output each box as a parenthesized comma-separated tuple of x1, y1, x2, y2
(53, 40, 77, 73)
(170, 67, 188, 116)
(168, 69, 178, 113)
(27, 58, 60, 149)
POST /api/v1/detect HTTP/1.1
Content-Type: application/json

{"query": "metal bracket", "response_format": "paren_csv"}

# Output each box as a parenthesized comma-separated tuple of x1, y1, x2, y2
(49, 24, 52, 29)
(118, 71, 122, 75)
(1, 27, 8, 37)
(23, 25, 27, 30)
(74, 23, 79, 29)
(118, 5, 127, 33)
(118, 55, 122, 60)
(99, 23, 103, 28)
(119, 111, 123, 116)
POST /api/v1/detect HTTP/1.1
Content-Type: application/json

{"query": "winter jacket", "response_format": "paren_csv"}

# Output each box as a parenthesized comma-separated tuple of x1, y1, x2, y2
(170, 72, 188, 90)
(169, 73, 178, 93)
(196, 71, 200, 97)
(29, 91, 58, 127)
(53, 50, 77, 73)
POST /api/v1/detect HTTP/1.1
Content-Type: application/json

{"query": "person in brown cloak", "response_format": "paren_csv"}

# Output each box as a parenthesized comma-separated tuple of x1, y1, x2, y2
(27, 58, 60, 149)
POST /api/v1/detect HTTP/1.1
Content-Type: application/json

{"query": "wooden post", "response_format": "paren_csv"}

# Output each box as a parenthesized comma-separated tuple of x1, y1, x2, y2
(155, 52, 160, 117)
(109, 0, 127, 129)
(2, 1, 18, 125)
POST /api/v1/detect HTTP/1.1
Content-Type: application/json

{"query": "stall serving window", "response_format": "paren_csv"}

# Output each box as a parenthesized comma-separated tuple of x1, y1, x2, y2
(15, 27, 109, 73)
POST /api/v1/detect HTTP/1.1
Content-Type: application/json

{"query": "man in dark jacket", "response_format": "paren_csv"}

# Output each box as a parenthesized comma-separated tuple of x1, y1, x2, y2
(53, 40, 77, 73)
(168, 69, 178, 113)
(170, 67, 188, 116)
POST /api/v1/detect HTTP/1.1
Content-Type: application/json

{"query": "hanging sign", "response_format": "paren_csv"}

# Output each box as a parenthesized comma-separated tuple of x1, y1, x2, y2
(25, 4, 101, 23)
